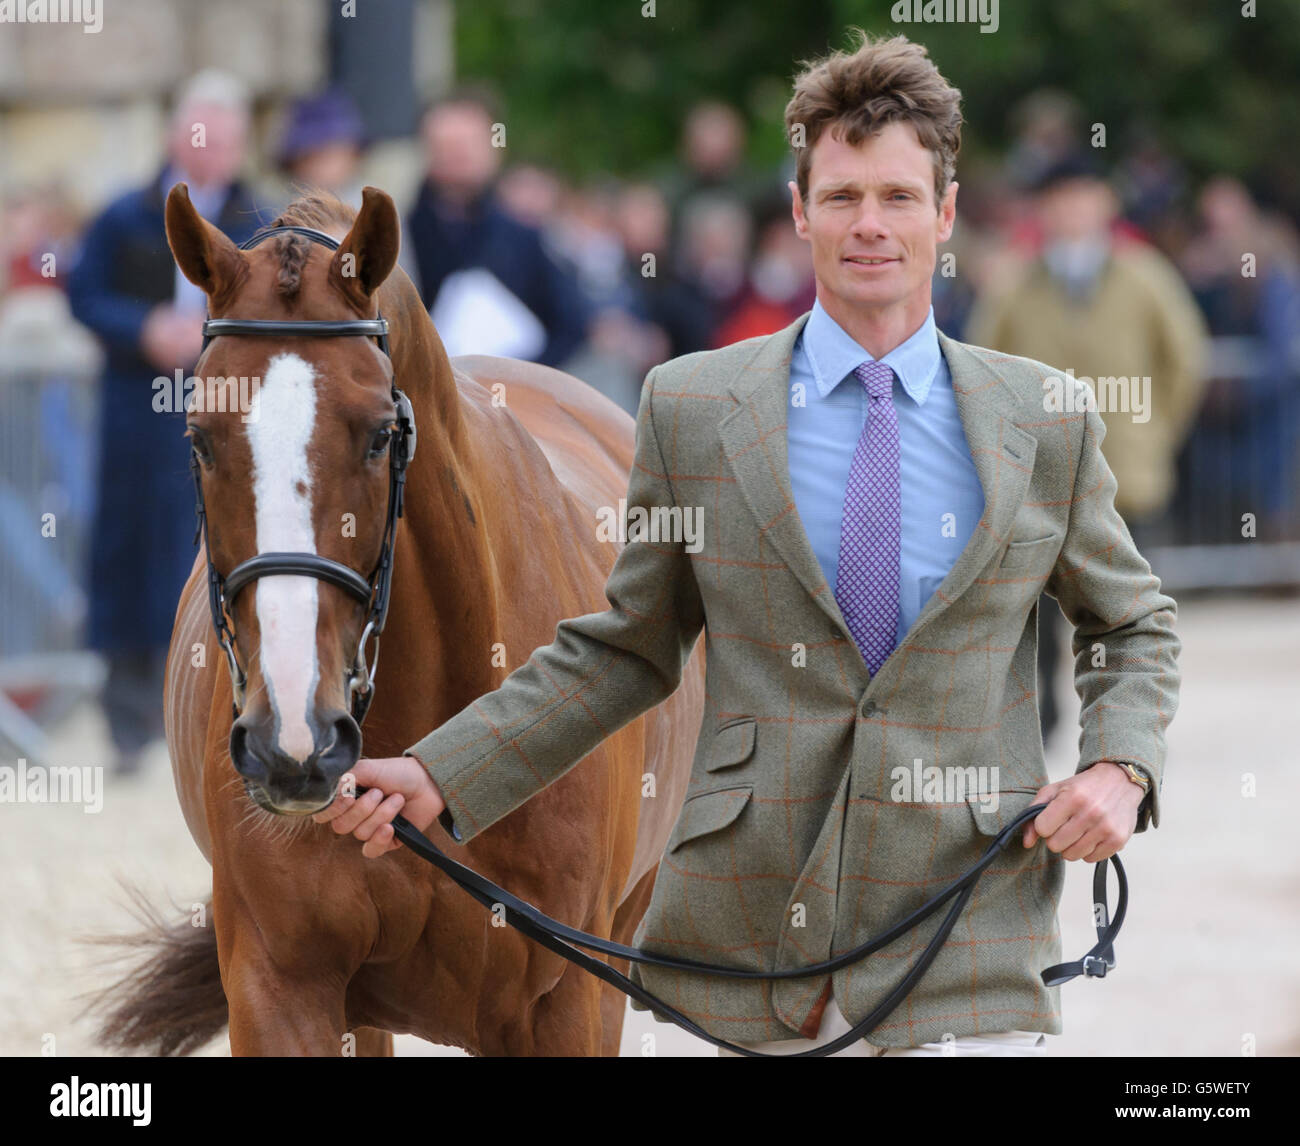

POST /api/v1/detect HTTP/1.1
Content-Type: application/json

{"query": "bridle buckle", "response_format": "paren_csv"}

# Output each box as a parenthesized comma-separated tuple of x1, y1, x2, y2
(1081, 954, 1112, 978)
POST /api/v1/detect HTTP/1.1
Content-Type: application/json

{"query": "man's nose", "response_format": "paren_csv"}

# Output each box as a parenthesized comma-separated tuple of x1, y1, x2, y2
(850, 204, 888, 238)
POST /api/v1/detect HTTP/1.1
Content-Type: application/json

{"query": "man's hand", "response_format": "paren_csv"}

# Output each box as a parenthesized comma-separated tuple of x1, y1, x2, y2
(312, 756, 447, 859)
(1022, 762, 1146, 862)
(140, 304, 205, 372)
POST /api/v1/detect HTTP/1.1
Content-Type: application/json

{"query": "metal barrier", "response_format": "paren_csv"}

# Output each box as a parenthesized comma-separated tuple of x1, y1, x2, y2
(1149, 334, 1300, 590)
(0, 288, 106, 761)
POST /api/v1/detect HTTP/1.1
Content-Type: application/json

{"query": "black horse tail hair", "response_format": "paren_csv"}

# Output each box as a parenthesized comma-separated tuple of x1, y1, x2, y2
(75, 876, 227, 1056)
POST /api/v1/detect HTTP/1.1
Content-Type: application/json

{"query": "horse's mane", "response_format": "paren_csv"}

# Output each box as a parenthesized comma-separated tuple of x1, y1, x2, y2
(259, 190, 358, 301)
(271, 189, 357, 232)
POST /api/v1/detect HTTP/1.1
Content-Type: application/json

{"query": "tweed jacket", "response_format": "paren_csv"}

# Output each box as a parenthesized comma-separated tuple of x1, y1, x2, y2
(405, 311, 1182, 1048)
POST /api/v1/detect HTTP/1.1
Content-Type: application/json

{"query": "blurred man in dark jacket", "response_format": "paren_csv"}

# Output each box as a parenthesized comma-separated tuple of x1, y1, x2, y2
(403, 88, 588, 368)
(68, 69, 263, 775)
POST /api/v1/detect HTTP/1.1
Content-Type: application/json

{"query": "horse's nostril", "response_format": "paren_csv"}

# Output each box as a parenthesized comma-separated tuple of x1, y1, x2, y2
(228, 720, 267, 783)
(321, 711, 362, 777)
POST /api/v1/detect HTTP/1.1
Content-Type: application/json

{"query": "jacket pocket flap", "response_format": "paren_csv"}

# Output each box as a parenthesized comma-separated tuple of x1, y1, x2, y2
(998, 534, 1059, 569)
(966, 786, 1042, 836)
(705, 718, 756, 772)
(668, 786, 753, 851)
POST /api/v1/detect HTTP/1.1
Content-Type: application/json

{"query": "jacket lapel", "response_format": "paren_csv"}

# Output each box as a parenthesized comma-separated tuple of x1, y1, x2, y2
(718, 316, 1039, 672)
(913, 332, 1038, 645)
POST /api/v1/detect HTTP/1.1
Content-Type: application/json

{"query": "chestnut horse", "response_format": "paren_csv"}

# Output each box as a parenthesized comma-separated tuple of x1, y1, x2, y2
(93, 185, 704, 1056)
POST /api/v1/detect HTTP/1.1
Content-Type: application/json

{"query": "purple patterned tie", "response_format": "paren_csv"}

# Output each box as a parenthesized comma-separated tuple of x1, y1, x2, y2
(834, 361, 901, 676)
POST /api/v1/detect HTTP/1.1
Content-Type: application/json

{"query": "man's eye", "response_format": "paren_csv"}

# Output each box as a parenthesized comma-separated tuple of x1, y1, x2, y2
(368, 428, 393, 458)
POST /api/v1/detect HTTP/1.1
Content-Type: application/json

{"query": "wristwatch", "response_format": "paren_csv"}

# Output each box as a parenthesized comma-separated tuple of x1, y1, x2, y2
(1115, 761, 1151, 795)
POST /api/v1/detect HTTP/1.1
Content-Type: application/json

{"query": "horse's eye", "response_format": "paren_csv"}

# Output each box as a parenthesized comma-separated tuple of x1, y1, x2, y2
(188, 428, 212, 466)
(368, 428, 393, 459)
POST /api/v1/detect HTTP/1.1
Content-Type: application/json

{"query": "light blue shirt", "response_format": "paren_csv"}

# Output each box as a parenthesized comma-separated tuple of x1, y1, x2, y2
(786, 300, 985, 646)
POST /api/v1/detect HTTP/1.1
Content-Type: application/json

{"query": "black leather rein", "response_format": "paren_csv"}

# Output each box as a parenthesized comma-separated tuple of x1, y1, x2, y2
(370, 794, 1127, 1057)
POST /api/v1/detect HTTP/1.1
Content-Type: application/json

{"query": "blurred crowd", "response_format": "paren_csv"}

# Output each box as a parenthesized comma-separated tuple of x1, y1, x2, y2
(2, 72, 1299, 768)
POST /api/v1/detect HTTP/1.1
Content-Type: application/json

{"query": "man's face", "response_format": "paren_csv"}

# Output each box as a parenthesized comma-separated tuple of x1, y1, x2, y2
(790, 120, 955, 318)
(423, 103, 500, 198)
(1036, 178, 1116, 243)
(170, 103, 247, 188)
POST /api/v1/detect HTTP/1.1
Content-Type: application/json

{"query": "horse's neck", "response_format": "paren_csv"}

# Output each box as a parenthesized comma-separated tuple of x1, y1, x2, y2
(385, 303, 508, 716)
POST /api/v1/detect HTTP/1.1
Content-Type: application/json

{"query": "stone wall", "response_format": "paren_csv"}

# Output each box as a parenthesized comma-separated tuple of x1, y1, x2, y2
(0, 0, 450, 213)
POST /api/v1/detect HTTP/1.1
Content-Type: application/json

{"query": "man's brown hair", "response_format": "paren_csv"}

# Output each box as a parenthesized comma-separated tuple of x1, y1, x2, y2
(784, 30, 963, 209)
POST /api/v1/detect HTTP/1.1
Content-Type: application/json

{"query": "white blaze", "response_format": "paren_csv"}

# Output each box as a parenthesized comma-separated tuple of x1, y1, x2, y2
(246, 353, 319, 762)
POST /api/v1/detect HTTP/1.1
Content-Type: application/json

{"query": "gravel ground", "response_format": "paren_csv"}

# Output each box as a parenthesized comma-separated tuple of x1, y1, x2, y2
(2, 593, 1296, 1058)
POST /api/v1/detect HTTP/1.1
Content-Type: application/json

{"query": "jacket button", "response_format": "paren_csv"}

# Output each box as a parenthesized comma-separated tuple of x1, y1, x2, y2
(861, 701, 878, 717)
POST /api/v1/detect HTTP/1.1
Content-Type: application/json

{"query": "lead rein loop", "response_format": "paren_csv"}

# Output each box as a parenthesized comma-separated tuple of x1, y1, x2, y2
(360, 795, 1126, 1057)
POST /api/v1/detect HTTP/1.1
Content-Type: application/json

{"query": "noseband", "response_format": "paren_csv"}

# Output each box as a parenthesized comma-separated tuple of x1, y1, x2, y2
(189, 225, 417, 727)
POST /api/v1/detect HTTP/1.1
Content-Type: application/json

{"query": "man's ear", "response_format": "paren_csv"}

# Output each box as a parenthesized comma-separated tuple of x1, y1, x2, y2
(165, 183, 247, 304)
(330, 186, 400, 309)
(790, 180, 809, 239)
(936, 180, 958, 243)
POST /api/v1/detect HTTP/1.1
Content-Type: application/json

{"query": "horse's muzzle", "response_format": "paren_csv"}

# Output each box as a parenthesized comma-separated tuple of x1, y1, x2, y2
(229, 708, 361, 814)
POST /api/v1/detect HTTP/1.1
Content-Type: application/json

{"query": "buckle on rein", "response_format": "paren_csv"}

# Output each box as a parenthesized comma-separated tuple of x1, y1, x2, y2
(1081, 954, 1113, 978)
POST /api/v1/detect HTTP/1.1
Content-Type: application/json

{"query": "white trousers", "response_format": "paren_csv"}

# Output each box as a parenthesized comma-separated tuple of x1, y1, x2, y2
(716, 998, 1048, 1057)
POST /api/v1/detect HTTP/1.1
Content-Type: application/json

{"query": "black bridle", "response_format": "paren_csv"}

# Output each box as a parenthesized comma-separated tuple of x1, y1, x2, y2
(190, 225, 417, 727)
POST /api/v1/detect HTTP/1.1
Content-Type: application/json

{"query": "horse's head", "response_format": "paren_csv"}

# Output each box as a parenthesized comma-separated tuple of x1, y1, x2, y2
(167, 182, 404, 814)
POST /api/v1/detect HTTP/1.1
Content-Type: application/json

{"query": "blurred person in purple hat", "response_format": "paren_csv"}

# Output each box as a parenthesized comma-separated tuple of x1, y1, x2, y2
(276, 87, 367, 208)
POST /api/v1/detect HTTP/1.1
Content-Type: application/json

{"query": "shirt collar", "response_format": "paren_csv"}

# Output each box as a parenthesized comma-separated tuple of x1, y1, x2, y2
(800, 297, 941, 405)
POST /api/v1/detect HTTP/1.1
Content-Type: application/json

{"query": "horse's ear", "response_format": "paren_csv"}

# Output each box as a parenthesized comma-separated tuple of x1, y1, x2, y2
(165, 183, 246, 303)
(330, 186, 400, 307)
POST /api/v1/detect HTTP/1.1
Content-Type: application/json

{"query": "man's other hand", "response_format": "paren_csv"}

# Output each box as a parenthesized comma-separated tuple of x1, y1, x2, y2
(312, 755, 447, 859)
(1023, 761, 1146, 862)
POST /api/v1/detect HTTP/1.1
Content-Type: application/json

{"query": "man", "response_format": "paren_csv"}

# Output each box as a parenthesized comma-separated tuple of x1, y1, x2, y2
(317, 32, 1181, 1057)
(68, 69, 262, 775)
(967, 152, 1208, 546)
(402, 87, 588, 368)
(966, 153, 1207, 747)
(661, 100, 763, 268)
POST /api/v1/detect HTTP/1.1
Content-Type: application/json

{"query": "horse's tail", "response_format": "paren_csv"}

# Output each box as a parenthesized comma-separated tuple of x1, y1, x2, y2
(77, 876, 227, 1056)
